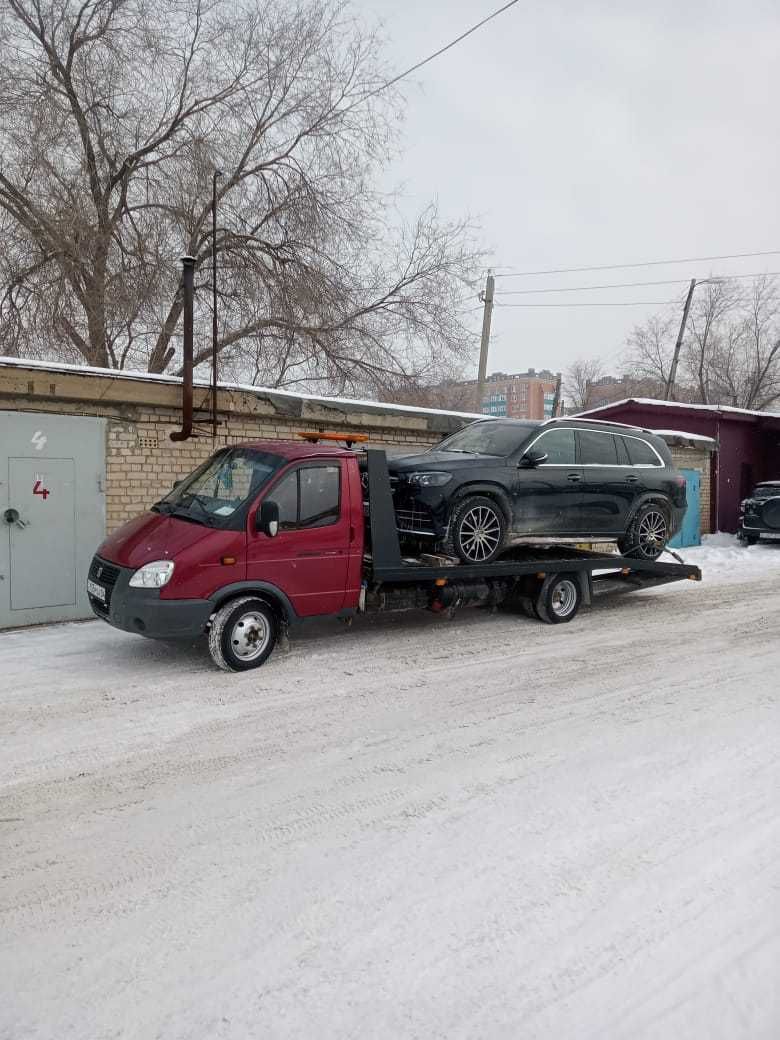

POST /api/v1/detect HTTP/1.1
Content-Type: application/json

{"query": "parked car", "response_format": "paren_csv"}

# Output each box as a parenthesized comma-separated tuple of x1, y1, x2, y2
(738, 481, 780, 544)
(383, 417, 686, 563)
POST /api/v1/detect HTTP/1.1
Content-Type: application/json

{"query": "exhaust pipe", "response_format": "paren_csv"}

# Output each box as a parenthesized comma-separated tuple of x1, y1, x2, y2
(170, 255, 196, 442)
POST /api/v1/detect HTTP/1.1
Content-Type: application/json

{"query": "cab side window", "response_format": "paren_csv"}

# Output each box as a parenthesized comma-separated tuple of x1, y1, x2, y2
(268, 464, 341, 530)
(535, 428, 576, 465)
(577, 430, 619, 465)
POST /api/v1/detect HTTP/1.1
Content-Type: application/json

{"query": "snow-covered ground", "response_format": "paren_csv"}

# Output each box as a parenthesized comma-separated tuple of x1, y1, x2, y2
(1, 537, 779, 1039)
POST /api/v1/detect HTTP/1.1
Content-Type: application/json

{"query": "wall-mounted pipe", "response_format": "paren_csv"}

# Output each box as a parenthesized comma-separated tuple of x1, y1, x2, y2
(170, 255, 196, 442)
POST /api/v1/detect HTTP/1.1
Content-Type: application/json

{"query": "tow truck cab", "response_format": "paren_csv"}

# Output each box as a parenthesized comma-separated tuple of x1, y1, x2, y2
(88, 441, 366, 640)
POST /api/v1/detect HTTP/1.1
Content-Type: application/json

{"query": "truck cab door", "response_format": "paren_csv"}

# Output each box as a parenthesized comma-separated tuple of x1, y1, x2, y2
(247, 460, 352, 617)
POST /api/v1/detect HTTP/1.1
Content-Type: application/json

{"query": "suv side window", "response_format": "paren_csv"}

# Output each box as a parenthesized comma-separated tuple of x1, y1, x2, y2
(577, 430, 619, 465)
(269, 464, 341, 530)
(535, 428, 576, 465)
(625, 437, 662, 467)
(615, 436, 631, 465)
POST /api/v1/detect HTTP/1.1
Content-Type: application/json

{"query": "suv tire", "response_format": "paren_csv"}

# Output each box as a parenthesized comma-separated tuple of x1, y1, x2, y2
(445, 495, 507, 564)
(618, 502, 670, 560)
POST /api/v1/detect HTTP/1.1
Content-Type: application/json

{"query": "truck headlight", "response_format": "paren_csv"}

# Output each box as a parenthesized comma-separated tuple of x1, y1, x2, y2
(408, 471, 453, 487)
(129, 560, 175, 588)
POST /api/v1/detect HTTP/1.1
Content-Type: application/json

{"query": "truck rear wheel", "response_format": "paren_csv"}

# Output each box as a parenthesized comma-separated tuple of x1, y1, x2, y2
(208, 596, 277, 672)
(535, 573, 582, 624)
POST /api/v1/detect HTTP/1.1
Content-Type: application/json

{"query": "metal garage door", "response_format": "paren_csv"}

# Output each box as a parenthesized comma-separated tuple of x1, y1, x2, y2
(668, 469, 701, 549)
(0, 412, 105, 629)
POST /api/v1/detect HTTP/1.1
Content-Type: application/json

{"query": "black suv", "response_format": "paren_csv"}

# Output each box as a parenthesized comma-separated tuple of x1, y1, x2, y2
(738, 481, 780, 544)
(386, 418, 686, 563)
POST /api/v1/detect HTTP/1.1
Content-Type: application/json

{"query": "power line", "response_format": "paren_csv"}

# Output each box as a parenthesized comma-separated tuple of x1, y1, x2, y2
(495, 299, 679, 308)
(493, 249, 780, 279)
(494, 270, 780, 296)
(342, 0, 522, 114)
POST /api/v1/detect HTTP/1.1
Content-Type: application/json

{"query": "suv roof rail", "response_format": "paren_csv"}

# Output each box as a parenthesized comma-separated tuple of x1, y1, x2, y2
(543, 415, 656, 436)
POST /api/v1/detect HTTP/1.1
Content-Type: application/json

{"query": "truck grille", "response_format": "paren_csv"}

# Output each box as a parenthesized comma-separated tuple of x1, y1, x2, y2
(88, 556, 120, 615)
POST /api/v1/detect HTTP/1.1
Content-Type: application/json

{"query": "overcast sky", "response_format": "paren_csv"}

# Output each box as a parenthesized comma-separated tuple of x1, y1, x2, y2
(362, 0, 780, 378)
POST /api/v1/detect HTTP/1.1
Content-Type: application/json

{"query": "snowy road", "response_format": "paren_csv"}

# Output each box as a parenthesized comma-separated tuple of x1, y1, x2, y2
(1, 540, 779, 1039)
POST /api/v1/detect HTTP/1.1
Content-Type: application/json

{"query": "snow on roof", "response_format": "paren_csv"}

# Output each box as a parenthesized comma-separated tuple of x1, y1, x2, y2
(0, 355, 484, 422)
(578, 397, 780, 421)
(651, 428, 718, 447)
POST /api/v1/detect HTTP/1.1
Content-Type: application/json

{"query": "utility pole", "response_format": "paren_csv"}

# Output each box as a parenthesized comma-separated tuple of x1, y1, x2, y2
(665, 278, 696, 401)
(551, 371, 562, 417)
(211, 169, 223, 440)
(475, 270, 495, 412)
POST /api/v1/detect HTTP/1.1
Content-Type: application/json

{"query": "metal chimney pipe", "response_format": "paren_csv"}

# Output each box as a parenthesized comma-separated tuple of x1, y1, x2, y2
(170, 255, 196, 442)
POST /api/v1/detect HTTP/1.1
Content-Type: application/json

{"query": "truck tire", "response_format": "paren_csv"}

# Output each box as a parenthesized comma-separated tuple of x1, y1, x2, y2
(208, 596, 277, 672)
(618, 502, 669, 560)
(444, 495, 507, 564)
(534, 573, 581, 624)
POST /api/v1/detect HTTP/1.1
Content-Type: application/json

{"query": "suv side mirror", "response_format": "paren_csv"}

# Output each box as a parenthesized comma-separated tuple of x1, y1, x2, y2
(519, 449, 548, 468)
(256, 499, 280, 537)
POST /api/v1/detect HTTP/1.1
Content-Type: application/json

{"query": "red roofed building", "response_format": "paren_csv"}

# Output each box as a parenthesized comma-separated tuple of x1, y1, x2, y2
(578, 398, 780, 533)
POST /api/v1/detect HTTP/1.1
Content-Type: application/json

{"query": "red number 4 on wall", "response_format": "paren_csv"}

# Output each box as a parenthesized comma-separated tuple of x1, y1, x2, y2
(33, 479, 50, 500)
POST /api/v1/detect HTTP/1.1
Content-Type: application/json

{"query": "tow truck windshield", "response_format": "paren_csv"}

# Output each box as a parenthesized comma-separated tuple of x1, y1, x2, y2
(153, 448, 283, 528)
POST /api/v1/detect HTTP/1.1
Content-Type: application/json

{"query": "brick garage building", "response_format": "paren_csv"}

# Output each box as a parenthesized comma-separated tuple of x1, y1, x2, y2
(0, 359, 480, 533)
(0, 358, 480, 628)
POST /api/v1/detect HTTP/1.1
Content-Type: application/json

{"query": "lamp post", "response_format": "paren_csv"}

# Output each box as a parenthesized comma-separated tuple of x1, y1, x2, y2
(211, 168, 223, 439)
(664, 277, 725, 401)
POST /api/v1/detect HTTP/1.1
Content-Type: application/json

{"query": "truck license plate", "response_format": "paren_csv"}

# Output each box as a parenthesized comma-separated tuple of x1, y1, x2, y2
(87, 579, 106, 602)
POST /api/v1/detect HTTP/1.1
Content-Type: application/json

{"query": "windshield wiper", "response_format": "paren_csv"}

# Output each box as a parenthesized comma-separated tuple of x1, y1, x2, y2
(177, 494, 217, 527)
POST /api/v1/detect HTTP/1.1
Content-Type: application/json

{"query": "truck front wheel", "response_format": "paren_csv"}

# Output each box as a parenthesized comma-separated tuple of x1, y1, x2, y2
(208, 596, 277, 672)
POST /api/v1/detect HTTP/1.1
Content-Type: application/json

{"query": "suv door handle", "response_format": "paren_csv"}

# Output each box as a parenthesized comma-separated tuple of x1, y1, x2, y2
(626, 475, 639, 483)
(566, 473, 582, 483)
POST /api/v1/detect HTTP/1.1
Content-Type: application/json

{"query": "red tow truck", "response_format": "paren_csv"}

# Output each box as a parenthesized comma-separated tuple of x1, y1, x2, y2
(88, 438, 702, 671)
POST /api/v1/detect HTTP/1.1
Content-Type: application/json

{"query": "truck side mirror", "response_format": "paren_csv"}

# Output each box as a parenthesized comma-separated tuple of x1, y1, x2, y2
(519, 449, 548, 468)
(257, 499, 280, 537)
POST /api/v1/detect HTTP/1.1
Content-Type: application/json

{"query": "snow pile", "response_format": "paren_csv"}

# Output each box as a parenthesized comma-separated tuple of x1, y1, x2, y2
(665, 532, 780, 580)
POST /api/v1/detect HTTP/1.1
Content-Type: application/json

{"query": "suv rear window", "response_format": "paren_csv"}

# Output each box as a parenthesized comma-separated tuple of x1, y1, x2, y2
(577, 430, 618, 465)
(625, 437, 661, 467)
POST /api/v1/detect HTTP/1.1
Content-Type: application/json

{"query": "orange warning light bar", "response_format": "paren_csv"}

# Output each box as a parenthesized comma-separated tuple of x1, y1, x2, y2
(296, 431, 370, 444)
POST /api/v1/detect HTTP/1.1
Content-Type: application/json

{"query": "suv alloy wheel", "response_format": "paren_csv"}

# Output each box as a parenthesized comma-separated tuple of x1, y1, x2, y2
(446, 495, 506, 564)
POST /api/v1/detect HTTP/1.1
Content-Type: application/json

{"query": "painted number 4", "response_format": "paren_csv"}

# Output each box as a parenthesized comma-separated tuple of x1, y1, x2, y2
(33, 479, 50, 500)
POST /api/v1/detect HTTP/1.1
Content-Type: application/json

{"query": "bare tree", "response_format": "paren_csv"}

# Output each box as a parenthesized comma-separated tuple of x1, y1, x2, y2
(0, 0, 482, 394)
(563, 356, 605, 411)
(623, 313, 678, 395)
(622, 276, 780, 409)
(683, 279, 739, 403)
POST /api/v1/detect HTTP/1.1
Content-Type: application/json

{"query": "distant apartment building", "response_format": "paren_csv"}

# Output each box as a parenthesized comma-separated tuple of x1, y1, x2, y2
(470, 369, 560, 420)
(582, 374, 661, 411)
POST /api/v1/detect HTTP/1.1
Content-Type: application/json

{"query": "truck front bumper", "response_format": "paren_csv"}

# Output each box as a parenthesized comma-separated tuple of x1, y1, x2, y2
(88, 558, 212, 639)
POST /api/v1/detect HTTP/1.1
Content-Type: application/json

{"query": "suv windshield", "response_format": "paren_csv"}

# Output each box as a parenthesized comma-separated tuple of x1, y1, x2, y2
(435, 420, 540, 457)
(154, 448, 283, 526)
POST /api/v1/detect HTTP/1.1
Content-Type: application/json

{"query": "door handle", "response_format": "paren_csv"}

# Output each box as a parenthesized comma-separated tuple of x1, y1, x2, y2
(566, 473, 583, 483)
(626, 475, 639, 484)
(3, 508, 27, 529)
